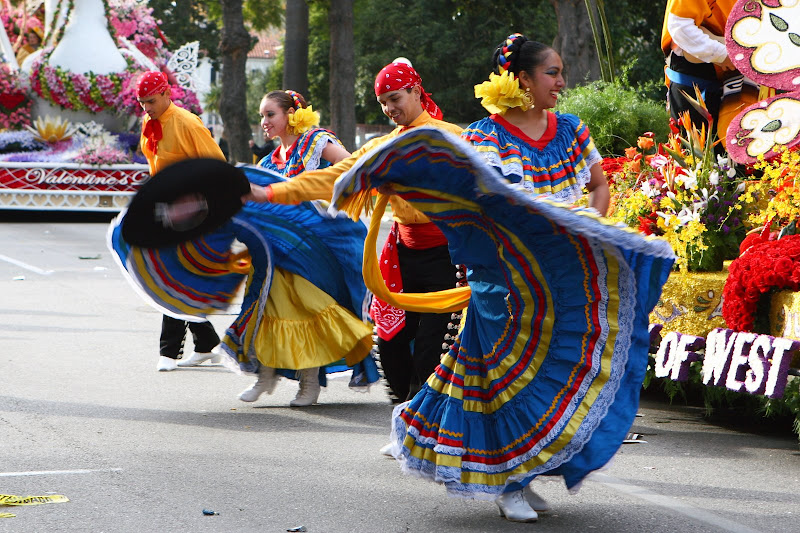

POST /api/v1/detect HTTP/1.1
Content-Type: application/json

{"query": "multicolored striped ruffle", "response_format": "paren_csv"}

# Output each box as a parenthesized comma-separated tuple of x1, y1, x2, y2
(259, 128, 343, 179)
(332, 127, 674, 499)
(109, 164, 374, 380)
(461, 113, 601, 204)
(108, 219, 245, 321)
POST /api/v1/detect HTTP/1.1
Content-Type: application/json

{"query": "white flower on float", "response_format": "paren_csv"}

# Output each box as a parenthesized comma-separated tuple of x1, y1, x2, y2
(656, 211, 673, 227)
(727, 167, 737, 178)
(680, 167, 699, 190)
(709, 170, 719, 185)
(641, 180, 658, 198)
(25, 115, 78, 142)
(676, 205, 701, 225)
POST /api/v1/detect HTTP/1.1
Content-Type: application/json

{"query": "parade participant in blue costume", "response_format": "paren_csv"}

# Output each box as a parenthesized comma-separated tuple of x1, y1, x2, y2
(108, 93, 377, 407)
(463, 33, 609, 214)
(328, 34, 674, 523)
(235, 89, 355, 406)
(109, 160, 377, 407)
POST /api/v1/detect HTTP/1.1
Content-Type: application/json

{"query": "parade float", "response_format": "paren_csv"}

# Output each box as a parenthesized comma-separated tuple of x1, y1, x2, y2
(0, 0, 204, 211)
(601, 0, 800, 433)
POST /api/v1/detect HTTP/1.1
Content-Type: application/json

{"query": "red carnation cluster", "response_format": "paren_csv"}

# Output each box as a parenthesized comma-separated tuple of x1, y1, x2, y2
(601, 156, 627, 186)
(722, 235, 800, 331)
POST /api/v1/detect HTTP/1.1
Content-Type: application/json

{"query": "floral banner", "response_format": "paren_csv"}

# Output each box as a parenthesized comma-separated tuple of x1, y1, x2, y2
(650, 325, 799, 398)
(0, 162, 149, 192)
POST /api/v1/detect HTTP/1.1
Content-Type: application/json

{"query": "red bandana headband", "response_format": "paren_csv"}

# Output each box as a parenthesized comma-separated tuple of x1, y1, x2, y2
(374, 59, 443, 120)
(137, 71, 169, 99)
(137, 72, 169, 155)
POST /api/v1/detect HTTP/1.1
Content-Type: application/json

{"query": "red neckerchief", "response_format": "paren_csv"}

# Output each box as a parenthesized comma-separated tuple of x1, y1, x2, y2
(143, 118, 163, 155)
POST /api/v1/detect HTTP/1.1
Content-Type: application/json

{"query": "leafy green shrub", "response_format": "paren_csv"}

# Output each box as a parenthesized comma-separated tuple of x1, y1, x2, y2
(557, 80, 670, 157)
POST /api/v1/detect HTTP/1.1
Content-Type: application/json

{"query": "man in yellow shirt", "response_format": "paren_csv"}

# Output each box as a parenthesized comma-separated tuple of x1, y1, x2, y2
(136, 71, 227, 372)
(245, 59, 462, 408)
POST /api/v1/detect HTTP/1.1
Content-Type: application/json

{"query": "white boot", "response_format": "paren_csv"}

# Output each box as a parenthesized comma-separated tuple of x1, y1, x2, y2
(523, 485, 551, 512)
(177, 349, 222, 367)
(496, 489, 538, 522)
(290, 367, 321, 407)
(379, 442, 395, 457)
(157, 356, 178, 372)
(238, 366, 278, 402)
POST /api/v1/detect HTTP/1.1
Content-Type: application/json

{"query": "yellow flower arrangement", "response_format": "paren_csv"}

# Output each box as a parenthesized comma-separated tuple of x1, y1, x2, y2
(473, 71, 528, 115)
(657, 217, 708, 272)
(287, 106, 320, 135)
(742, 147, 800, 229)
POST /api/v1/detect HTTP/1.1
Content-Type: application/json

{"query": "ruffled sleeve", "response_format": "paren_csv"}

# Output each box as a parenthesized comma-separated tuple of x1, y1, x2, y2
(295, 128, 344, 176)
(462, 113, 602, 204)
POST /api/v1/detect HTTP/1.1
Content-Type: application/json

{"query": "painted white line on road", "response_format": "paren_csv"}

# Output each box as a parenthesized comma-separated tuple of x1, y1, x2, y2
(590, 473, 763, 533)
(0, 253, 54, 276)
(0, 468, 122, 477)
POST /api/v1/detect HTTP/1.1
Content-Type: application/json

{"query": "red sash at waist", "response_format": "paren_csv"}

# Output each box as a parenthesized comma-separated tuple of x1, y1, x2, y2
(398, 222, 447, 249)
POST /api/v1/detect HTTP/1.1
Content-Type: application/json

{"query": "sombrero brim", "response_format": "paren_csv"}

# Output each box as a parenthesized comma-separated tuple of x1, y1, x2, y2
(121, 158, 251, 248)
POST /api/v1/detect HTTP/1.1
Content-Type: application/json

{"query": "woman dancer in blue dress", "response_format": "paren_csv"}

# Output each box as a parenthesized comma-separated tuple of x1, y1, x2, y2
(109, 90, 376, 408)
(329, 33, 673, 523)
(464, 33, 610, 215)
(233, 89, 358, 406)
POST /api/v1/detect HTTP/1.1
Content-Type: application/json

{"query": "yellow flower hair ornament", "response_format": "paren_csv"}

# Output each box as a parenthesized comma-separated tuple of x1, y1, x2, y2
(474, 70, 529, 115)
(287, 106, 320, 135)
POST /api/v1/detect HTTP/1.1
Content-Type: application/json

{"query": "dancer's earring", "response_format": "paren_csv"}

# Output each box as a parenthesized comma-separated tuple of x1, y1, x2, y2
(521, 87, 534, 110)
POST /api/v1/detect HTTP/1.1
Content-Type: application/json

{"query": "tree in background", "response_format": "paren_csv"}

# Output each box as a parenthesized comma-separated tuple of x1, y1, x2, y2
(328, 0, 355, 150)
(175, 0, 668, 151)
(283, 0, 309, 97)
(551, 0, 601, 87)
(219, 0, 253, 163)
(299, 0, 667, 127)
(609, 0, 667, 99)
(149, 0, 281, 163)
(147, 0, 221, 62)
(216, 0, 281, 163)
(344, 0, 557, 125)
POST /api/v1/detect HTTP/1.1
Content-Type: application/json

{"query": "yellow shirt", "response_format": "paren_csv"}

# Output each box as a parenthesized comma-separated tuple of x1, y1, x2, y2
(140, 102, 225, 175)
(270, 111, 463, 225)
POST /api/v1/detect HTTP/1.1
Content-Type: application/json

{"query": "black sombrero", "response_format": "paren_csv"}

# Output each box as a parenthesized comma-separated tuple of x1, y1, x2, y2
(122, 158, 251, 248)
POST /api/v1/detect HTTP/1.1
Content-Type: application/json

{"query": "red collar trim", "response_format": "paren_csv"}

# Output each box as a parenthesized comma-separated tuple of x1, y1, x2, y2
(271, 138, 299, 169)
(490, 112, 557, 149)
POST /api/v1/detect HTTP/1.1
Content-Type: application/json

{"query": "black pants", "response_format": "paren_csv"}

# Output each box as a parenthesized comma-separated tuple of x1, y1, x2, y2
(378, 243, 457, 402)
(667, 54, 722, 136)
(159, 315, 220, 359)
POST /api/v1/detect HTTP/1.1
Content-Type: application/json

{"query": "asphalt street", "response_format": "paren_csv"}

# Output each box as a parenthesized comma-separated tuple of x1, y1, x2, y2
(1, 211, 799, 533)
